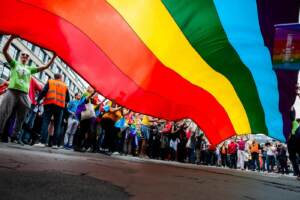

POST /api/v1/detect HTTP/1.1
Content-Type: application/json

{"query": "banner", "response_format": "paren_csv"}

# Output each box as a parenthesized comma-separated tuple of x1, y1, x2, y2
(273, 23, 300, 70)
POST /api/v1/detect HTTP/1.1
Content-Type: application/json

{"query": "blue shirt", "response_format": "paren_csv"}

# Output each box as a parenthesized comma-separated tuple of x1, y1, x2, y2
(67, 99, 80, 114)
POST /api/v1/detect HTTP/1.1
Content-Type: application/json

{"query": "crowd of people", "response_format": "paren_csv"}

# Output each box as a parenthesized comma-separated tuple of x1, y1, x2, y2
(0, 36, 300, 180)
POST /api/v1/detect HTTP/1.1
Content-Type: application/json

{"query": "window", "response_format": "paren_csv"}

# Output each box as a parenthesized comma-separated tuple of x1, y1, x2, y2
(51, 63, 59, 73)
(69, 71, 76, 79)
(65, 76, 70, 87)
(0, 35, 8, 48)
(22, 40, 27, 45)
(1, 67, 10, 80)
(38, 50, 46, 63)
(70, 83, 75, 92)
(30, 44, 35, 51)
(44, 54, 49, 63)
(27, 42, 33, 50)
(34, 46, 40, 56)
(41, 72, 48, 83)
(8, 44, 20, 60)
(39, 72, 43, 80)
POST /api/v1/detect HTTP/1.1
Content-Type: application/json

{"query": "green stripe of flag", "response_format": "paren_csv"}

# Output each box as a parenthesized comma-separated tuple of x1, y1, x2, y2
(162, 0, 268, 134)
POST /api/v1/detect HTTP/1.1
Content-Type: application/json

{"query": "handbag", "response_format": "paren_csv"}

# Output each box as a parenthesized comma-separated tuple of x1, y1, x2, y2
(80, 102, 96, 120)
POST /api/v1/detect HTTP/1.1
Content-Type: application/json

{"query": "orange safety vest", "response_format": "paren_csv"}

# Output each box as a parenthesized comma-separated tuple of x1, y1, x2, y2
(250, 143, 259, 153)
(44, 79, 67, 108)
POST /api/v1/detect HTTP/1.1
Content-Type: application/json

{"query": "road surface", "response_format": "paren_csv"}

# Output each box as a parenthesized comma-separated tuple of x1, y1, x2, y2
(0, 143, 299, 200)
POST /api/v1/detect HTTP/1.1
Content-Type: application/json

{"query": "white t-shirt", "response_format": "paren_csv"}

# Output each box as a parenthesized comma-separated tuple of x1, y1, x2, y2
(266, 146, 276, 156)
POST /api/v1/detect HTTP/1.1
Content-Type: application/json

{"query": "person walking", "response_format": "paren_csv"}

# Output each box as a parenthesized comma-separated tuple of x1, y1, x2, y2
(266, 142, 276, 173)
(0, 35, 55, 142)
(37, 73, 69, 147)
(63, 93, 81, 149)
(140, 115, 156, 157)
(250, 140, 261, 171)
(228, 140, 238, 169)
(101, 101, 122, 153)
(19, 77, 42, 144)
(220, 143, 228, 167)
(237, 138, 246, 170)
(277, 143, 289, 174)
(73, 87, 96, 151)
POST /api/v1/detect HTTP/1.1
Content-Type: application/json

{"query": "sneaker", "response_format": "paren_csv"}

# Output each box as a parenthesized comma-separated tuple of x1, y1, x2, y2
(10, 136, 18, 143)
(34, 143, 46, 147)
(51, 145, 59, 149)
(29, 139, 36, 146)
(86, 147, 92, 152)
(112, 152, 120, 155)
(17, 139, 25, 146)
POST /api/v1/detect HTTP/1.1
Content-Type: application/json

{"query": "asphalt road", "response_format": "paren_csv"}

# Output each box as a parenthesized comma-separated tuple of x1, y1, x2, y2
(0, 143, 299, 200)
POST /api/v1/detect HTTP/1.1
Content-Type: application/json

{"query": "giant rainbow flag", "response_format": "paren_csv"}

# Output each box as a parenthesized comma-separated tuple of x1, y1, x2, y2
(0, 0, 299, 145)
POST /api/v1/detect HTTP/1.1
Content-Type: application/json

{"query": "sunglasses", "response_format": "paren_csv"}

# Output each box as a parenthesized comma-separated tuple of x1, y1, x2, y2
(21, 53, 29, 58)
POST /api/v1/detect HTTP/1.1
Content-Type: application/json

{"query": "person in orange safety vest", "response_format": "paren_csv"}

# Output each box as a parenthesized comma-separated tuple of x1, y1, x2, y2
(37, 73, 69, 147)
(250, 140, 261, 171)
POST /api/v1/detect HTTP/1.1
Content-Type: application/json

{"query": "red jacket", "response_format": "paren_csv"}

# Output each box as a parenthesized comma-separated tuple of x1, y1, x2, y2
(228, 142, 238, 154)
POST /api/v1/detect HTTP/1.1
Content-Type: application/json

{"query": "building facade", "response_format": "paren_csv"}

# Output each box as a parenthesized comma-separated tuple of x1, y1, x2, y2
(0, 35, 88, 98)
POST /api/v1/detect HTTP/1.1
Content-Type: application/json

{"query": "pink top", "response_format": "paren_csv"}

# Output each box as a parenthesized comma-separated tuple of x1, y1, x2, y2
(237, 140, 246, 151)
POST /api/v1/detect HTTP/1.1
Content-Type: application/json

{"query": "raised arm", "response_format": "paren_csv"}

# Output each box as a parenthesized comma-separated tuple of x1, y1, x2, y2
(2, 35, 17, 64)
(37, 53, 56, 72)
(86, 91, 97, 101)
(111, 106, 122, 112)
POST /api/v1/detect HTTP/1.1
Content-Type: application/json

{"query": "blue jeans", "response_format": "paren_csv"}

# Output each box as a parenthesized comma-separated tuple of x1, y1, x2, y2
(25, 104, 37, 129)
(97, 124, 105, 148)
(141, 125, 150, 141)
(266, 155, 276, 172)
(188, 148, 196, 164)
(251, 152, 260, 171)
(20, 104, 37, 142)
(40, 105, 64, 146)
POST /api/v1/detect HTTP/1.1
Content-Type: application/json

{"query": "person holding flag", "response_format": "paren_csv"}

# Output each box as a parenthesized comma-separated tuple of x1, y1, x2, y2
(0, 35, 56, 142)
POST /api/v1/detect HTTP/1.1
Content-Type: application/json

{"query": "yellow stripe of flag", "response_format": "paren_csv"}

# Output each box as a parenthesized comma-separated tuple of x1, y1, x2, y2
(107, 0, 251, 134)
